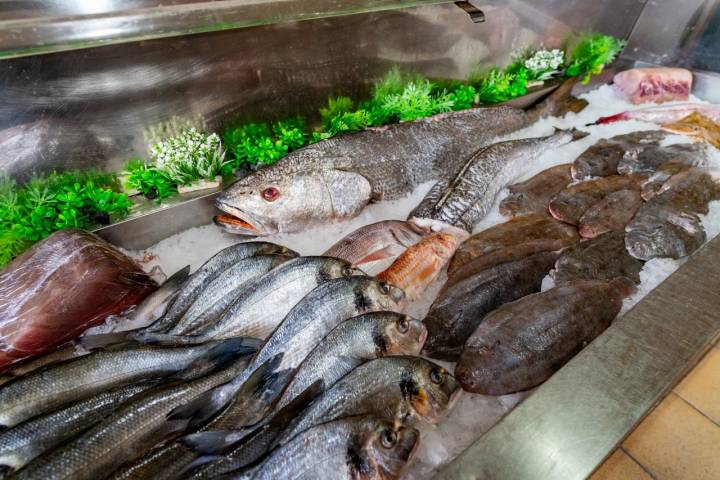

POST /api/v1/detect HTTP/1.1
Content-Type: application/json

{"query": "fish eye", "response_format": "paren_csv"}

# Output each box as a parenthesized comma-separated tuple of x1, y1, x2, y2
(342, 266, 354, 277)
(397, 317, 409, 333)
(379, 282, 391, 294)
(430, 368, 444, 385)
(261, 187, 280, 202)
(381, 429, 397, 448)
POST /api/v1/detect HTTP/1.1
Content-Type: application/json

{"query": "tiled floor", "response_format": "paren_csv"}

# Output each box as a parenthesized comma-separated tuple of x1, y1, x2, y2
(590, 343, 720, 480)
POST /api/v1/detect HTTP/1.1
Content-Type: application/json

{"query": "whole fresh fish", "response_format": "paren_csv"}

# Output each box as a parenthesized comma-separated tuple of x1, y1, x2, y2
(277, 357, 459, 445)
(322, 220, 428, 274)
(12, 356, 253, 480)
(0, 384, 149, 474)
(226, 416, 419, 480)
(118, 265, 190, 329)
(423, 251, 559, 361)
(149, 257, 363, 344)
(549, 174, 642, 225)
(168, 276, 406, 430)
(410, 129, 585, 232)
(596, 103, 720, 125)
(640, 162, 691, 201)
(376, 232, 466, 300)
(170, 255, 295, 335)
(552, 230, 644, 285)
(571, 130, 667, 180)
(447, 213, 578, 283)
(578, 189, 643, 238)
(661, 112, 720, 149)
(0, 345, 84, 387)
(146, 242, 294, 333)
(617, 142, 710, 175)
(0, 338, 259, 428)
(653, 167, 720, 213)
(215, 80, 578, 235)
(276, 312, 427, 410)
(0, 230, 156, 372)
(456, 279, 628, 395)
(499, 164, 572, 217)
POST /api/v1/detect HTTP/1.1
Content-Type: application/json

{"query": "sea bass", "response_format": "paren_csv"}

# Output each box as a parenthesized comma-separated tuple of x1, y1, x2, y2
(276, 312, 426, 410)
(215, 80, 579, 235)
(276, 357, 459, 445)
(423, 251, 559, 361)
(499, 164, 572, 217)
(410, 129, 585, 232)
(322, 220, 428, 274)
(456, 279, 627, 395)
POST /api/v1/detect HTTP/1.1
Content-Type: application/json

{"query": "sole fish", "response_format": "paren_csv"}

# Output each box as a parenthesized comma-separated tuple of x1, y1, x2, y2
(456, 279, 627, 395)
(447, 213, 578, 284)
(552, 230, 644, 285)
(424, 251, 559, 361)
(499, 164, 572, 218)
(617, 142, 710, 175)
(578, 189, 643, 238)
(549, 174, 642, 225)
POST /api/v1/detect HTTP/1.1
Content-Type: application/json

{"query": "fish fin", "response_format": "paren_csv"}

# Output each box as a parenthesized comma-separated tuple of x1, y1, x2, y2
(269, 379, 324, 428)
(173, 337, 262, 380)
(609, 277, 637, 298)
(180, 429, 252, 455)
(553, 127, 590, 141)
(355, 245, 404, 265)
(165, 265, 191, 286)
(77, 331, 131, 350)
(0, 465, 14, 477)
(127, 331, 206, 346)
(167, 354, 284, 428)
(176, 455, 225, 478)
(228, 367, 296, 428)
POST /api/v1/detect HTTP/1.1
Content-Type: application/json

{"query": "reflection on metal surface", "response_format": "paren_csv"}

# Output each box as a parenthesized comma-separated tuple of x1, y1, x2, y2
(454, 1, 486, 23)
(435, 236, 720, 479)
(623, 0, 720, 73)
(0, 0, 458, 59)
(0, 1, 647, 181)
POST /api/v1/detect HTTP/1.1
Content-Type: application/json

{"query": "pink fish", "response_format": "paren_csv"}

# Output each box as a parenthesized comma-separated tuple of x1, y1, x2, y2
(596, 103, 720, 125)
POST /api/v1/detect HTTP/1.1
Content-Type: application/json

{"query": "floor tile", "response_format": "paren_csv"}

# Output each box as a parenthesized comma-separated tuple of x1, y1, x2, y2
(674, 348, 720, 425)
(623, 393, 720, 480)
(590, 449, 652, 480)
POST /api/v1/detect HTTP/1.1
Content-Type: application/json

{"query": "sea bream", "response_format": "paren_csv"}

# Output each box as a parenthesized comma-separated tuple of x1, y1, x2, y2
(214, 80, 579, 235)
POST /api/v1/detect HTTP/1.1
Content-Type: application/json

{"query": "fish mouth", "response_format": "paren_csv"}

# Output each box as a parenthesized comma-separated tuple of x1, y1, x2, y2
(214, 201, 276, 236)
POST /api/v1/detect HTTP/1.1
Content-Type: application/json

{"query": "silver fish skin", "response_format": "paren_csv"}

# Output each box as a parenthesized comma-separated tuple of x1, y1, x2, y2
(0, 383, 149, 474)
(146, 242, 295, 333)
(322, 220, 427, 273)
(120, 265, 190, 329)
(233, 416, 419, 480)
(12, 359, 250, 480)
(276, 312, 427, 409)
(411, 129, 584, 232)
(0, 339, 257, 428)
(185, 257, 363, 341)
(277, 356, 458, 445)
(170, 277, 406, 430)
(171, 255, 295, 335)
(106, 442, 184, 480)
(214, 80, 578, 236)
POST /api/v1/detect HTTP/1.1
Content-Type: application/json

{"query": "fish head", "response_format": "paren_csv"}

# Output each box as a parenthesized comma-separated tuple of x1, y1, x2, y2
(319, 257, 366, 281)
(252, 242, 300, 258)
(215, 166, 372, 235)
(365, 422, 420, 480)
(402, 358, 460, 424)
(377, 313, 427, 356)
(352, 277, 407, 313)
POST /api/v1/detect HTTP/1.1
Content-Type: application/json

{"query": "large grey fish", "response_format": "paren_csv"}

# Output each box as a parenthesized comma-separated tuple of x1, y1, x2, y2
(169, 255, 295, 335)
(145, 242, 295, 333)
(409, 129, 585, 232)
(446, 213, 579, 285)
(276, 312, 427, 410)
(0, 384, 149, 475)
(456, 279, 628, 395)
(552, 230, 644, 285)
(215, 80, 579, 235)
(577, 189, 643, 239)
(571, 130, 667, 180)
(139, 257, 363, 345)
(423, 251, 559, 361)
(276, 356, 459, 445)
(626, 168, 719, 260)
(498, 164, 572, 218)
(168, 276, 406, 430)
(617, 142, 710, 175)
(11, 355, 256, 480)
(0, 338, 259, 428)
(322, 220, 428, 274)
(223, 416, 419, 480)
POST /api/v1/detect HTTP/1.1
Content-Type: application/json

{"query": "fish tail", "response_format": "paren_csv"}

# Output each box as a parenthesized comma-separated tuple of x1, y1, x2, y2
(173, 337, 262, 380)
(225, 365, 297, 429)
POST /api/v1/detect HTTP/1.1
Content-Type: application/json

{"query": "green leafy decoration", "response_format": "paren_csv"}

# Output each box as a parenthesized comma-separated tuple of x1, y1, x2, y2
(565, 33, 625, 84)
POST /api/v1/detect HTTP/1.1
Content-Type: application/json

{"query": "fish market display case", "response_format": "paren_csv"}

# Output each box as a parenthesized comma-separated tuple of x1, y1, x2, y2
(2, 1, 720, 478)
